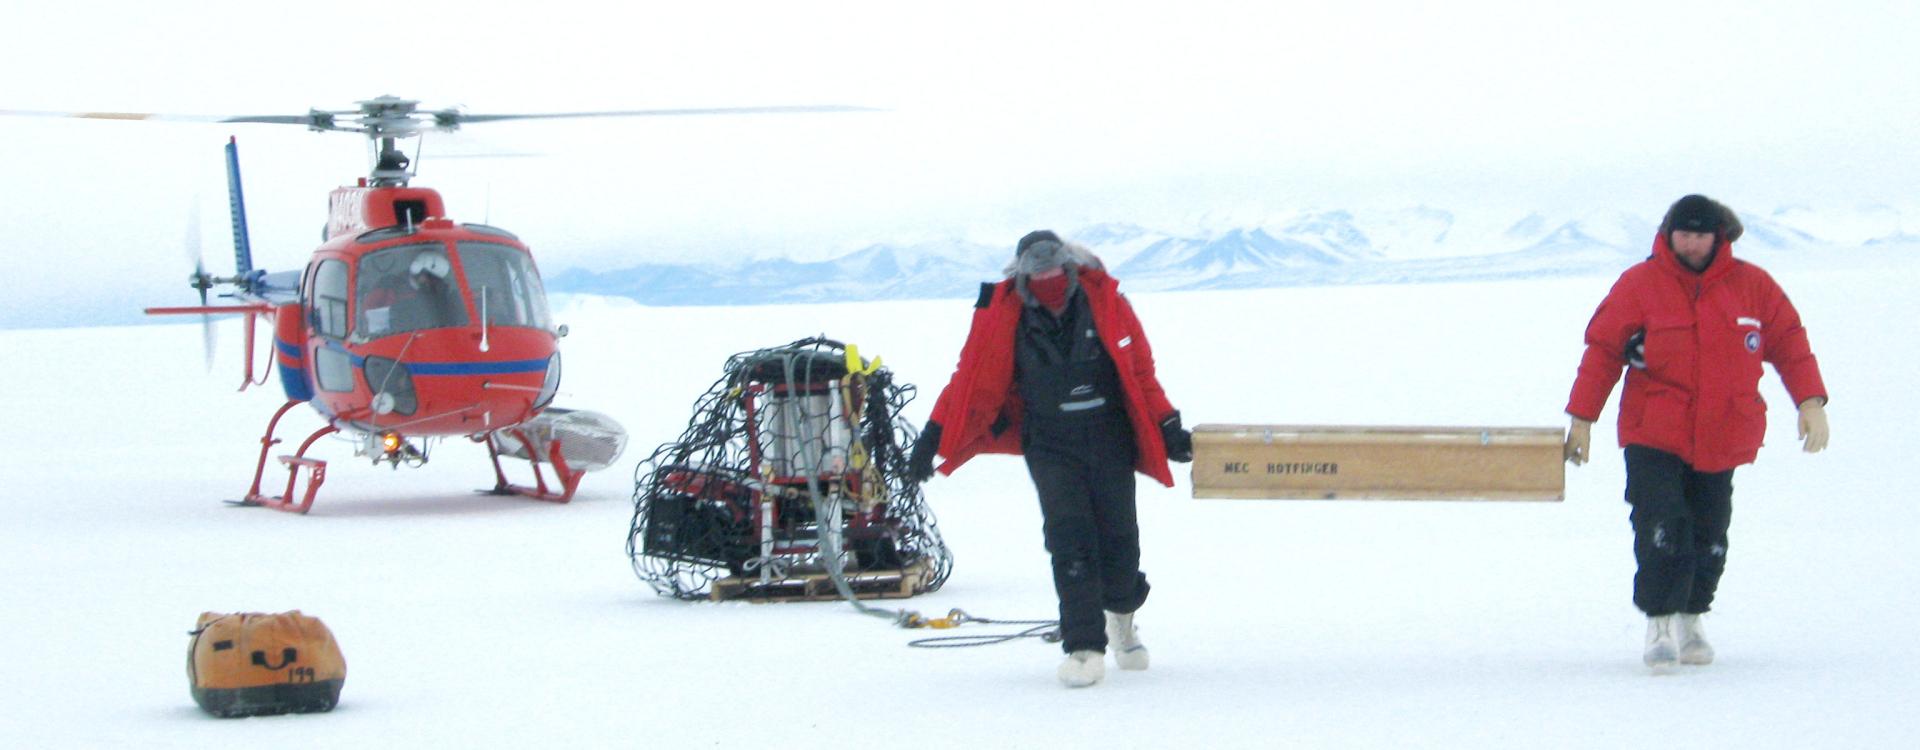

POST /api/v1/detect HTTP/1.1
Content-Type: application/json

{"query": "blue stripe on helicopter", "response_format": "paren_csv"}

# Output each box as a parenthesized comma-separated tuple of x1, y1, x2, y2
(318, 341, 548, 375)
(342, 354, 550, 375)
(402, 359, 551, 375)
(275, 338, 302, 361)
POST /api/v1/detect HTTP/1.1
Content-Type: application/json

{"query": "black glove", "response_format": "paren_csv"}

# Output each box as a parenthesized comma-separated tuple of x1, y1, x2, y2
(1625, 330, 1646, 369)
(908, 421, 942, 483)
(1160, 411, 1193, 463)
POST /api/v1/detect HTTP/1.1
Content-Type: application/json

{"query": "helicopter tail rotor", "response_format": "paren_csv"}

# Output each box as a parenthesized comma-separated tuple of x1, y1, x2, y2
(184, 204, 218, 370)
(189, 263, 218, 365)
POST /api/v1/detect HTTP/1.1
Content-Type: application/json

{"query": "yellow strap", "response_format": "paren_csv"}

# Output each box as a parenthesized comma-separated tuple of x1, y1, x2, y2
(899, 611, 964, 629)
(846, 377, 870, 472)
(843, 344, 882, 376)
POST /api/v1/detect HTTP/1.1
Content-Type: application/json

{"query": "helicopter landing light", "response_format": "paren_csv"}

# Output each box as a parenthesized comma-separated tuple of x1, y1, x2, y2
(371, 431, 428, 469)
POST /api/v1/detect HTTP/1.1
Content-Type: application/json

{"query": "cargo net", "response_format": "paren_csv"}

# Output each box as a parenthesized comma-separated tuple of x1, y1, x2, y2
(628, 337, 952, 602)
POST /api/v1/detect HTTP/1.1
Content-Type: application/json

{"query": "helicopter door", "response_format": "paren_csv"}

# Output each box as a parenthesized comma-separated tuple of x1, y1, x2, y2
(354, 243, 470, 337)
(308, 259, 356, 393)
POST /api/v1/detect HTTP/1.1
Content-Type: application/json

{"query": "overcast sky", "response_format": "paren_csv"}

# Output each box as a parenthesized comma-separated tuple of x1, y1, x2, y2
(3, 0, 1916, 325)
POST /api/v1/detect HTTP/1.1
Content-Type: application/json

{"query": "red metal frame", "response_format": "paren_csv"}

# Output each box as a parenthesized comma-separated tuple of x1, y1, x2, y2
(240, 309, 273, 390)
(241, 400, 340, 514)
(237, 401, 585, 513)
(145, 303, 277, 392)
(483, 427, 583, 503)
(738, 378, 887, 560)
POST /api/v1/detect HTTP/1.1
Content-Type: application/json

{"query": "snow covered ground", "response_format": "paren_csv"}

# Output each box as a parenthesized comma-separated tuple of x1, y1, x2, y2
(2, 248, 1916, 747)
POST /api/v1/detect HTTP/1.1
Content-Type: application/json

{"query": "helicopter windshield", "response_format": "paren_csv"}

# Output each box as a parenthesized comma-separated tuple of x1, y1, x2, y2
(457, 242, 553, 331)
(355, 243, 469, 337)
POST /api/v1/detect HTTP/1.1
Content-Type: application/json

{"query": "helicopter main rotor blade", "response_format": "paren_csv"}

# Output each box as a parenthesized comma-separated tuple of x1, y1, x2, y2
(212, 115, 325, 125)
(0, 109, 331, 126)
(6, 99, 877, 183)
(0, 109, 234, 122)
(450, 104, 880, 124)
(3, 102, 878, 135)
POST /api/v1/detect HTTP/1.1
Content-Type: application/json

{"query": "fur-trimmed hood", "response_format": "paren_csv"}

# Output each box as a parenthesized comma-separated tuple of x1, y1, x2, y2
(1004, 238, 1107, 310)
(1003, 238, 1105, 278)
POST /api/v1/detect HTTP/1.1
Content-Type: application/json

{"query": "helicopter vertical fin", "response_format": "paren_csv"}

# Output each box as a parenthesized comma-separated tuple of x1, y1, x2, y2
(225, 136, 255, 278)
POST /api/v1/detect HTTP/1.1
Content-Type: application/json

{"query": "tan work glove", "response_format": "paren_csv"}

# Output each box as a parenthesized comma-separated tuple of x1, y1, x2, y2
(1564, 417, 1593, 465)
(1797, 397, 1829, 453)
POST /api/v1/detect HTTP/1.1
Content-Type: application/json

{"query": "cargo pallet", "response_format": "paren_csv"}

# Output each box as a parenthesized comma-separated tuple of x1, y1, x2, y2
(711, 559, 932, 602)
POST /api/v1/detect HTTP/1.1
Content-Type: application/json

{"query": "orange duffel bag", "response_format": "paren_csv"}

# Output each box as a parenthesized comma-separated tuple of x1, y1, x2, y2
(187, 610, 346, 717)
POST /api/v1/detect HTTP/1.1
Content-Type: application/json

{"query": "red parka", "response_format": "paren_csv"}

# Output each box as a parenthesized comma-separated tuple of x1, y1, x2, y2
(927, 268, 1179, 486)
(1566, 234, 1826, 472)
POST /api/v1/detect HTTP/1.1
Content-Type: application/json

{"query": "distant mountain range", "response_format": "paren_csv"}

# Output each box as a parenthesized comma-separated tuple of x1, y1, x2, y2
(548, 205, 1914, 305)
(16, 205, 1912, 331)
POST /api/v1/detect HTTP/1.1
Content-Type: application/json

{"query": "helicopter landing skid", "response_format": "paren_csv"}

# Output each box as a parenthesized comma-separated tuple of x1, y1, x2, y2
(483, 429, 582, 503)
(238, 401, 340, 514)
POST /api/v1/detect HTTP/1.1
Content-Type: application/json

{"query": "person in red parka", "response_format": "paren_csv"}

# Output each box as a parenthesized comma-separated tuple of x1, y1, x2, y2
(1563, 194, 1830, 671)
(909, 230, 1192, 688)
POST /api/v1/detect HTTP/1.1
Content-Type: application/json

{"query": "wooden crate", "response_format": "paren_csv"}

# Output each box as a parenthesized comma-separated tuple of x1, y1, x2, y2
(1191, 424, 1565, 501)
(710, 559, 932, 603)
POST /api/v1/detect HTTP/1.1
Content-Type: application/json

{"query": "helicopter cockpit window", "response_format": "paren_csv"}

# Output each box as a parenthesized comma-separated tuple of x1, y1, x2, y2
(457, 242, 553, 331)
(355, 244, 469, 337)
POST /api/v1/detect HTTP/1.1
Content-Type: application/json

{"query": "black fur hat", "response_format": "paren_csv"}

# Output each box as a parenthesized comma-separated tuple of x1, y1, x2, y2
(1666, 195, 1723, 233)
(1659, 194, 1744, 241)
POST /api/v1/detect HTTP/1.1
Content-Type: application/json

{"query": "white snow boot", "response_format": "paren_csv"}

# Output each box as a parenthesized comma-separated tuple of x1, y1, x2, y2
(1644, 614, 1680, 670)
(1057, 650, 1105, 688)
(1676, 613, 1714, 665)
(1105, 610, 1149, 671)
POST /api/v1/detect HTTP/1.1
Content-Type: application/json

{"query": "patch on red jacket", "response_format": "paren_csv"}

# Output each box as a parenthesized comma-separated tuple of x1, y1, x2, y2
(1745, 331, 1761, 352)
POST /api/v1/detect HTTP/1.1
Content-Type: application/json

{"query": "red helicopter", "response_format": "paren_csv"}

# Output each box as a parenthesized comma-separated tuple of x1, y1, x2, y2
(10, 96, 866, 513)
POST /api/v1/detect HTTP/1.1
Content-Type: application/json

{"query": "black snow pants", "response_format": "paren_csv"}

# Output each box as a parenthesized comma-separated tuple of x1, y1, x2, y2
(1624, 445, 1735, 616)
(1022, 409, 1151, 654)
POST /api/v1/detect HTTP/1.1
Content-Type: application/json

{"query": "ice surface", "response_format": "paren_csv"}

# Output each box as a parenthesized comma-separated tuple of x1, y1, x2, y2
(1, 251, 1915, 747)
